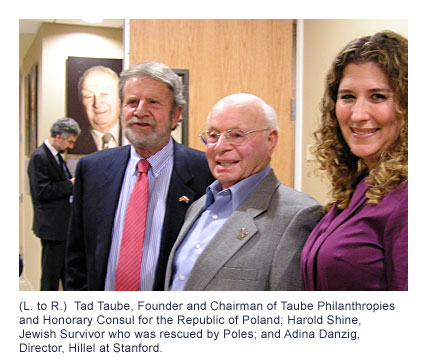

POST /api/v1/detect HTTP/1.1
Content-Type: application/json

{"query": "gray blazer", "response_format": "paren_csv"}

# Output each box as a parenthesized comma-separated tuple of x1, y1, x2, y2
(164, 170, 322, 291)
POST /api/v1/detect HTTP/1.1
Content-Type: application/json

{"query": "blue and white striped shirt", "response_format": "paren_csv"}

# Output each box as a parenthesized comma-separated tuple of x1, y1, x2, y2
(169, 165, 271, 290)
(104, 139, 174, 290)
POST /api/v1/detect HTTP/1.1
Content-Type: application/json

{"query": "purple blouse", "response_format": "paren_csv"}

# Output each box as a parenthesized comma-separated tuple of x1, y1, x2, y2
(301, 179, 408, 291)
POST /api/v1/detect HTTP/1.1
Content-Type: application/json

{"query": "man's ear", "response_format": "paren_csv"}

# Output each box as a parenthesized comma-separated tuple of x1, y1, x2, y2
(267, 129, 278, 155)
(171, 107, 183, 130)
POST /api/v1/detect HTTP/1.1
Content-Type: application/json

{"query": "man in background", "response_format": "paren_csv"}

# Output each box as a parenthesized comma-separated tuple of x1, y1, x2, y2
(28, 117, 81, 290)
(65, 61, 214, 291)
(165, 93, 322, 291)
(71, 66, 121, 154)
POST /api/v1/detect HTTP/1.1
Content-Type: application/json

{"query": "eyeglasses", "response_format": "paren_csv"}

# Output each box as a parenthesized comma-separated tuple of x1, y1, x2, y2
(200, 128, 270, 146)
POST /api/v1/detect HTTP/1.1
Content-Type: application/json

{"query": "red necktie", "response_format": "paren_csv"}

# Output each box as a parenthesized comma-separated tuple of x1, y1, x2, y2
(115, 159, 150, 291)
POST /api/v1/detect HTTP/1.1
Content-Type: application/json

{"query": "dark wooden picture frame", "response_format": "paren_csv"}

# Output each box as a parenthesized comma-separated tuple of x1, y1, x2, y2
(172, 68, 189, 146)
(25, 64, 38, 156)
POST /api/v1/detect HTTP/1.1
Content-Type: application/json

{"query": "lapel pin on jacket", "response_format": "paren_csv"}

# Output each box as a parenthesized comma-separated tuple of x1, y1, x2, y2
(237, 228, 248, 240)
(179, 195, 190, 203)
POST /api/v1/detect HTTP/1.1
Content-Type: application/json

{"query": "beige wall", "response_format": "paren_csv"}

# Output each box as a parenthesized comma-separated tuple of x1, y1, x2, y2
(129, 19, 296, 186)
(20, 23, 123, 290)
(301, 19, 408, 205)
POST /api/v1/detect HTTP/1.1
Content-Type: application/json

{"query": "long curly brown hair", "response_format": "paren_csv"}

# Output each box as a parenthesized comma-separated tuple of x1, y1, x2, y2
(314, 30, 408, 212)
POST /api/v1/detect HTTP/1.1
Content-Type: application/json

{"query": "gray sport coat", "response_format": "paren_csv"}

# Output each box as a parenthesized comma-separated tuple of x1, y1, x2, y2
(164, 170, 322, 291)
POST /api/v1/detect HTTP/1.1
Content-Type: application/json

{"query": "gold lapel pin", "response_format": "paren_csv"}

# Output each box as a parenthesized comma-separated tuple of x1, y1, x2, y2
(237, 228, 248, 240)
(179, 195, 190, 203)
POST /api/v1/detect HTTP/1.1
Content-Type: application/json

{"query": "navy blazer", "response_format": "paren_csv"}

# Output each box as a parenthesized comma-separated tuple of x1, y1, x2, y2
(27, 143, 73, 240)
(65, 140, 214, 291)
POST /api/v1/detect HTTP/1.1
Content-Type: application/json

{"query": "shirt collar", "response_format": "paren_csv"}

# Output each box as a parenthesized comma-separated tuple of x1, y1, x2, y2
(129, 137, 174, 175)
(44, 139, 58, 157)
(90, 124, 120, 150)
(205, 165, 271, 211)
(91, 123, 120, 143)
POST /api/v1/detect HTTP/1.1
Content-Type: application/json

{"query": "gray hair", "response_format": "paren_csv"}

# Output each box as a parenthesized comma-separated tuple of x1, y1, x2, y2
(119, 62, 186, 114)
(78, 65, 120, 99)
(261, 102, 278, 131)
(50, 117, 81, 139)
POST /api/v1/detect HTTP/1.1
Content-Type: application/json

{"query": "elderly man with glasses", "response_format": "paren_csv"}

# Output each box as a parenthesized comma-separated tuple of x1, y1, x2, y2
(164, 93, 322, 291)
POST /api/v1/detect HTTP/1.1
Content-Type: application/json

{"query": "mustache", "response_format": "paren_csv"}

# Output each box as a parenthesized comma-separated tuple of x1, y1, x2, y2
(126, 117, 155, 127)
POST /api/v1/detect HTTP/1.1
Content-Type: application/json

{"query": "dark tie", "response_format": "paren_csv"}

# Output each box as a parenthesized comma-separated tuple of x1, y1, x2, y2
(115, 159, 150, 291)
(102, 133, 112, 149)
(57, 153, 70, 180)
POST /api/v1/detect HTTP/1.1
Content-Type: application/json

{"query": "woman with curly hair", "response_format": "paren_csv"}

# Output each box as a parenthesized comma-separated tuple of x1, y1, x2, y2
(301, 31, 408, 290)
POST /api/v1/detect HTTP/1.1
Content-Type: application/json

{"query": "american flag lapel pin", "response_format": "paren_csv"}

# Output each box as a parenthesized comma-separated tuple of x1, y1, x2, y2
(179, 195, 190, 203)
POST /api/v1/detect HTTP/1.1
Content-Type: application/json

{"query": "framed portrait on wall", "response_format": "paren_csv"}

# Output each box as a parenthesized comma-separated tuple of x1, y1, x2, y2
(66, 56, 123, 155)
(25, 64, 38, 156)
(66, 59, 189, 154)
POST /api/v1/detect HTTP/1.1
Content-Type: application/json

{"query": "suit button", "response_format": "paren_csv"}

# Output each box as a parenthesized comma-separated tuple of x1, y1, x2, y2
(179, 275, 185, 281)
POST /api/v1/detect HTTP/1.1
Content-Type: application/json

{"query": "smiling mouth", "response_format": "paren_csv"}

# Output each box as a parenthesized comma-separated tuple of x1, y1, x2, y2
(217, 161, 238, 166)
(94, 109, 107, 114)
(352, 128, 378, 136)
(127, 118, 154, 129)
(133, 122, 151, 127)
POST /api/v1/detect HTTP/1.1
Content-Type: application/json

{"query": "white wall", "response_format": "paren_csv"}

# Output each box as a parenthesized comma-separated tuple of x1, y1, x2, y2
(20, 23, 123, 290)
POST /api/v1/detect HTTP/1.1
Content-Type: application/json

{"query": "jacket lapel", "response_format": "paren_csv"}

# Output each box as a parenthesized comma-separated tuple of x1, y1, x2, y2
(163, 195, 209, 289)
(42, 143, 66, 180)
(154, 141, 201, 289)
(95, 146, 130, 243)
(172, 197, 207, 252)
(184, 171, 280, 290)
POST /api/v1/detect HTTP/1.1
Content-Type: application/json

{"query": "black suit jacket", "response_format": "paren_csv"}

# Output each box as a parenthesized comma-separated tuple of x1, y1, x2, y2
(27, 143, 73, 240)
(69, 127, 122, 155)
(68, 128, 98, 155)
(65, 140, 214, 291)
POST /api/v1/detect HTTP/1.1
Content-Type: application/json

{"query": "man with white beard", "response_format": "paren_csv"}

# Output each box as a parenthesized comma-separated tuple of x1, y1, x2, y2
(65, 62, 214, 291)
